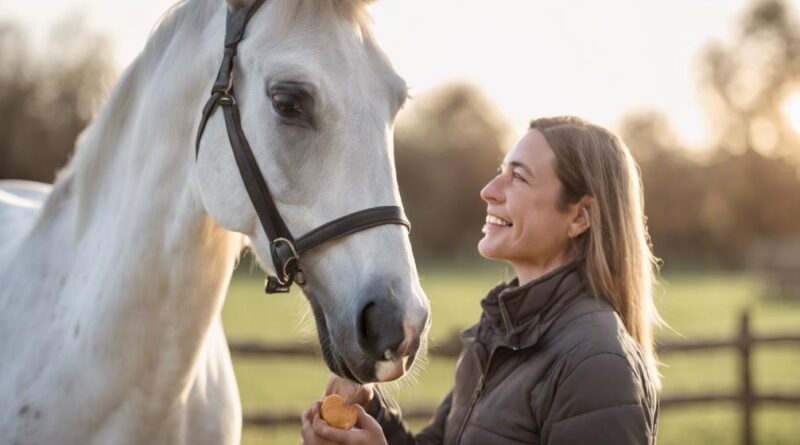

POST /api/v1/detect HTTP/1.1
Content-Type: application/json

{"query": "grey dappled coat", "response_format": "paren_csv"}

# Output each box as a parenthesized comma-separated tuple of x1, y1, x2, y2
(366, 263, 659, 444)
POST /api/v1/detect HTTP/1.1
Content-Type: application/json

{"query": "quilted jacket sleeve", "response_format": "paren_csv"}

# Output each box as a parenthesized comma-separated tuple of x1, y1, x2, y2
(366, 390, 453, 445)
(542, 353, 657, 445)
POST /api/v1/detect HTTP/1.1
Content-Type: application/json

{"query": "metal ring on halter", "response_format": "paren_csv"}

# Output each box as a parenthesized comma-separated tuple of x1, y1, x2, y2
(217, 93, 236, 106)
(214, 75, 235, 106)
(272, 237, 300, 283)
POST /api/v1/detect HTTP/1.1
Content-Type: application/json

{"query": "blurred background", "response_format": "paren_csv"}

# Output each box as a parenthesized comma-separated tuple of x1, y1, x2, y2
(2, 0, 799, 444)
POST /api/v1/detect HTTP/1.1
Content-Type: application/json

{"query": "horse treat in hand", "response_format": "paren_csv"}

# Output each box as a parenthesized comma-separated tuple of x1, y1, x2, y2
(320, 394, 358, 430)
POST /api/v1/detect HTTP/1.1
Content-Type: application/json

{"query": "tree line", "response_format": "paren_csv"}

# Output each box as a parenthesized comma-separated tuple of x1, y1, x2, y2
(2, 0, 799, 269)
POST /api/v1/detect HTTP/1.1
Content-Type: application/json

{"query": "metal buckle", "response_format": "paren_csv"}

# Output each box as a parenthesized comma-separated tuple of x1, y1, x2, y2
(272, 237, 300, 283)
(265, 275, 290, 293)
(264, 238, 305, 294)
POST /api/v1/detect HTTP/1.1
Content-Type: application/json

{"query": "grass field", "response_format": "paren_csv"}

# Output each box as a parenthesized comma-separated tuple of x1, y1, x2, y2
(221, 265, 800, 445)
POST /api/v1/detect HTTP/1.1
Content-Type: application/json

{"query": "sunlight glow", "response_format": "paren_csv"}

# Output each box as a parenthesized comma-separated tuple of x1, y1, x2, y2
(782, 92, 800, 135)
(3, 0, 767, 152)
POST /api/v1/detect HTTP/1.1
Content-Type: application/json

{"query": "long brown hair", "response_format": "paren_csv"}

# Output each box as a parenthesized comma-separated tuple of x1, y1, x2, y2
(529, 116, 662, 387)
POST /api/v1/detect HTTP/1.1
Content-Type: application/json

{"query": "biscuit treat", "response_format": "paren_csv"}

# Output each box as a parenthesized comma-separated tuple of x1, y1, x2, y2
(320, 394, 358, 430)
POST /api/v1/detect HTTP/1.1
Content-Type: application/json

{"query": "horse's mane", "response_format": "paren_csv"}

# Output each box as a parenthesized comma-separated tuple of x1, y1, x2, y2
(50, 0, 214, 236)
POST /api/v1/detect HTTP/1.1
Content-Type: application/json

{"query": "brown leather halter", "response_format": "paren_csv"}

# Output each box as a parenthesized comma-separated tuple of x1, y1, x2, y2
(195, 0, 410, 293)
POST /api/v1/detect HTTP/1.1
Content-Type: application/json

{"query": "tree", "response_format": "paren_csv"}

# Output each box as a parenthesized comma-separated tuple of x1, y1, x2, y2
(395, 82, 512, 260)
(0, 16, 115, 182)
(614, 0, 800, 269)
(700, 0, 800, 160)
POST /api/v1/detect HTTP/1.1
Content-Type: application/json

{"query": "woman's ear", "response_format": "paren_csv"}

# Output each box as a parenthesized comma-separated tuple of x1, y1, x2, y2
(568, 196, 594, 238)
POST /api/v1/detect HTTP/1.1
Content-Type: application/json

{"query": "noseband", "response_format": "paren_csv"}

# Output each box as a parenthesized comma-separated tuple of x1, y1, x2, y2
(195, 0, 410, 293)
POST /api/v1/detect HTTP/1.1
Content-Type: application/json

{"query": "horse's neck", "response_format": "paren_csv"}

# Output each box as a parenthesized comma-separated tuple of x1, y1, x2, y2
(26, 0, 242, 385)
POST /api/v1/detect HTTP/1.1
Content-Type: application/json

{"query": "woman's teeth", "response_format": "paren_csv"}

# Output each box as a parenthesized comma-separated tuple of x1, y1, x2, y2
(486, 215, 512, 227)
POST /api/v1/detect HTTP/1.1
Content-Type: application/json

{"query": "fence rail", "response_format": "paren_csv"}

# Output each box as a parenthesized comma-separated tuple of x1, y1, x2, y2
(229, 310, 800, 445)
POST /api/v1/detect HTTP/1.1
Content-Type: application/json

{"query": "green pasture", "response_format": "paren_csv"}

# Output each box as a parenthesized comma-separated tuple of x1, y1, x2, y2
(221, 266, 800, 445)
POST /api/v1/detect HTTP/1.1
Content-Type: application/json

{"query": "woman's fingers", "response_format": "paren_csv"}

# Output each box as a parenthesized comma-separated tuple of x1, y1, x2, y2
(304, 399, 386, 445)
(300, 405, 317, 444)
(302, 401, 341, 445)
(312, 414, 351, 443)
(324, 374, 339, 396)
(352, 384, 374, 407)
(354, 404, 381, 431)
(352, 405, 388, 445)
(323, 374, 374, 407)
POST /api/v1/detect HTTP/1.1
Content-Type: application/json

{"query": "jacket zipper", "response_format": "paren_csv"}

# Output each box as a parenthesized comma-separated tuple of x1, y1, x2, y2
(498, 293, 514, 337)
(454, 344, 492, 444)
(455, 295, 517, 443)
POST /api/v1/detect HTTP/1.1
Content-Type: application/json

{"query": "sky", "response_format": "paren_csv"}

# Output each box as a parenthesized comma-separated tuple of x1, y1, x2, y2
(0, 0, 785, 149)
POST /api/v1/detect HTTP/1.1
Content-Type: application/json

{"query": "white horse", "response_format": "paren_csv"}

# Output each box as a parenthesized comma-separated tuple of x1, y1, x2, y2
(0, 0, 429, 444)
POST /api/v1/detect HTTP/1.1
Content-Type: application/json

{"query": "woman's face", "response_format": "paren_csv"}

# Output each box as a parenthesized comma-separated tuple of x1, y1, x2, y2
(478, 129, 577, 272)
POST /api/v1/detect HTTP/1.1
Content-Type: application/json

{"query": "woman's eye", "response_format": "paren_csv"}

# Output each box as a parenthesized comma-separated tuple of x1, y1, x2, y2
(272, 93, 304, 117)
(512, 171, 528, 183)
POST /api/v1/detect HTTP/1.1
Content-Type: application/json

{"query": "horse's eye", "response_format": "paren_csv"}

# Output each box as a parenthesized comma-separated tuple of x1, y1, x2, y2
(272, 93, 304, 117)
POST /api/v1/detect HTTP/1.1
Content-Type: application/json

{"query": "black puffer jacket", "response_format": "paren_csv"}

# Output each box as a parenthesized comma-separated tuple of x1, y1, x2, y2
(367, 263, 659, 444)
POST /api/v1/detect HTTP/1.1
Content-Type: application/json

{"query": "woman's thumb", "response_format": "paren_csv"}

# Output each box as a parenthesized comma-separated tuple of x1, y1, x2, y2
(354, 404, 379, 429)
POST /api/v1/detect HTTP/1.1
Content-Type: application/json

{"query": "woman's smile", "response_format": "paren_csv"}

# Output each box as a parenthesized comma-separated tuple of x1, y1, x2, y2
(483, 214, 513, 233)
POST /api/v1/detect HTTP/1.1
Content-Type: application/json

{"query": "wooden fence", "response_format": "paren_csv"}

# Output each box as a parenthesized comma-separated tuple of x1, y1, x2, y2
(229, 310, 800, 445)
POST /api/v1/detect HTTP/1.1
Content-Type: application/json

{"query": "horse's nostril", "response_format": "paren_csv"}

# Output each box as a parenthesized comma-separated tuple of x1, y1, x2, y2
(358, 299, 405, 361)
(359, 301, 375, 342)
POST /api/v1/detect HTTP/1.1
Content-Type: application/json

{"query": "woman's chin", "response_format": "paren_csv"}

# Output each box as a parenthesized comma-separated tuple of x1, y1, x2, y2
(477, 237, 503, 260)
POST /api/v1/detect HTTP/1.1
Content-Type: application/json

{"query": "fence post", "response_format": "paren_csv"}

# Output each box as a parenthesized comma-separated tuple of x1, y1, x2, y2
(739, 310, 753, 445)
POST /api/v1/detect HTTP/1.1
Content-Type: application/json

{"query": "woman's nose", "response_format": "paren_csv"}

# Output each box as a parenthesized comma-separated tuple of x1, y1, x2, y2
(480, 175, 504, 203)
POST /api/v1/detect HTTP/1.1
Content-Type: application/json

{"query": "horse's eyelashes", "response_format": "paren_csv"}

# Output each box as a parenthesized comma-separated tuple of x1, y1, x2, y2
(269, 89, 314, 128)
(272, 93, 303, 116)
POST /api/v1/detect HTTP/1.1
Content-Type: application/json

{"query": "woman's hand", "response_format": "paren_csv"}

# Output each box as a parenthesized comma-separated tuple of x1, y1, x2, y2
(300, 400, 387, 445)
(324, 374, 374, 407)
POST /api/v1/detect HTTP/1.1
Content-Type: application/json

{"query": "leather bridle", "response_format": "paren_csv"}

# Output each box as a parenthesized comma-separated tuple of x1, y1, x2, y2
(195, 0, 410, 293)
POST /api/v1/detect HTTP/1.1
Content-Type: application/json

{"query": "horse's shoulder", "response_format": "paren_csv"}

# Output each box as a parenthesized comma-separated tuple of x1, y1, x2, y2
(0, 180, 52, 255)
(0, 180, 52, 203)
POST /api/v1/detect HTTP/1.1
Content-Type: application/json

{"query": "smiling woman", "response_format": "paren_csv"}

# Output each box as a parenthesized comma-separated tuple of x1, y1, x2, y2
(478, 128, 589, 285)
(303, 116, 660, 445)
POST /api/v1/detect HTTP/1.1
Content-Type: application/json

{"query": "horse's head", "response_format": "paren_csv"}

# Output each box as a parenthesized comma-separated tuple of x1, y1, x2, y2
(195, 0, 428, 383)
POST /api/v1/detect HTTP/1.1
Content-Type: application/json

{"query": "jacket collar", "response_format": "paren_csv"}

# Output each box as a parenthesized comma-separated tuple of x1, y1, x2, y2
(466, 261, 585, 350)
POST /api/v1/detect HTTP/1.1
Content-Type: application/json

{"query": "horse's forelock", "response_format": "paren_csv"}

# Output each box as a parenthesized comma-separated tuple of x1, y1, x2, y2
(267, 0, 376, 36)
(226, 0, 375, 14)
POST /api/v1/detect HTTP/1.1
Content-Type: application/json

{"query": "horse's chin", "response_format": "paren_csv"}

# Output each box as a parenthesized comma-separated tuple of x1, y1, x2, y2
(315, 315, 378, 383)
(319, 328, 417, 384)
(325, 341, 362, 382)
(306, 295, 367, 382)
(306, 289, 418, 384)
